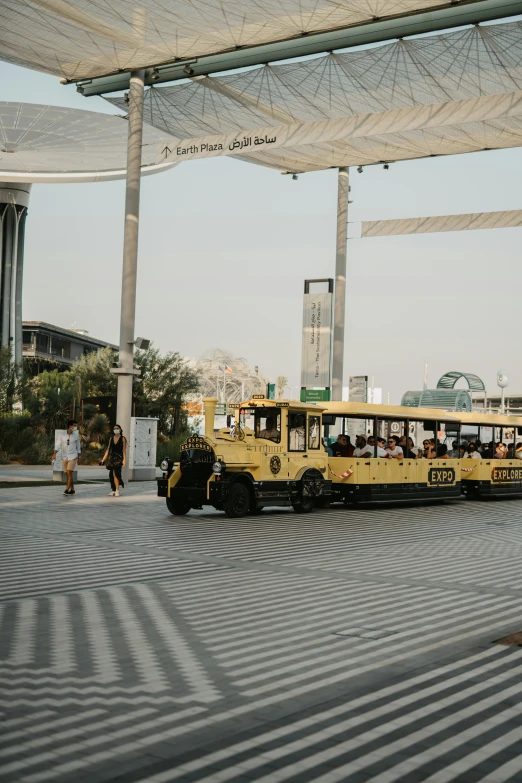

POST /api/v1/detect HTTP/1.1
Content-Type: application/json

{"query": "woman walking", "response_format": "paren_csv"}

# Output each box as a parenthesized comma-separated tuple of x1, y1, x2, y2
(101, 424, 127, 496)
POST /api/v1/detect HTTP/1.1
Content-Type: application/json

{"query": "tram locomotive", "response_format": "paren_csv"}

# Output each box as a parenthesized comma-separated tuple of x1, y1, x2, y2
(157, 398, 522, 517)
(158, 397, 332, 517)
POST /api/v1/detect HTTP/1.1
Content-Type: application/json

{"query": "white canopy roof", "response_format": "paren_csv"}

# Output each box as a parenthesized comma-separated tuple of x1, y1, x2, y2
(0, 102, 175, 183)
(107, 20, 522, 172)
(0, 0, 496, 81)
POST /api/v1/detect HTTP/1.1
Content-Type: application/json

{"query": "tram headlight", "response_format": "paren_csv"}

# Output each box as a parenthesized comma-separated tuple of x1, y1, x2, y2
(160, 459, 169, 472)
(212, 460, 226, 475)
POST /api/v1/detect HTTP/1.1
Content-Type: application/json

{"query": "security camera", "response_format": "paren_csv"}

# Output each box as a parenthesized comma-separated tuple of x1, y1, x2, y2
(135, 337, 150, 350)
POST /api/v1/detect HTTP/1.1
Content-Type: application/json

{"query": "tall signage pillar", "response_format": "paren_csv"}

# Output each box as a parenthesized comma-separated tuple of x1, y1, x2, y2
(300, 278, 333, 402)
(332, 167, 349, 401)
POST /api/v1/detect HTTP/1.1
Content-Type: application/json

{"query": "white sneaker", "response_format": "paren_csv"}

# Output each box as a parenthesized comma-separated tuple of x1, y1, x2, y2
(114, 490, 120, 497)
(109, 491, 115, 496)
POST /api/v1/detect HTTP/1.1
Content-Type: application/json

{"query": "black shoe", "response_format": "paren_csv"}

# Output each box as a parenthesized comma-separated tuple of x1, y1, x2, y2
(63, 489, 70, 496)
(69, 490, 76, 495)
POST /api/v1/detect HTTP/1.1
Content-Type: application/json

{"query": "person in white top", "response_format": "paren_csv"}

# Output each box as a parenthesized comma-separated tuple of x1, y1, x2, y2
(467, 443, 482, 460)
(369, 436, 388, 458)
(386, 435, 404, 459)
(354, 435, 373, 458)
(52, 419, 82, 496)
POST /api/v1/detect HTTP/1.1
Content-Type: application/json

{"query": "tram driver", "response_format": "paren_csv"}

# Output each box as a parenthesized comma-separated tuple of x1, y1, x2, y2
(259, 415, 280, 442)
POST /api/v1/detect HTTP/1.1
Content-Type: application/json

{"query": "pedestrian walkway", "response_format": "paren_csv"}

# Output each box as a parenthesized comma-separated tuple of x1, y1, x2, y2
(1, 483, 522, 782)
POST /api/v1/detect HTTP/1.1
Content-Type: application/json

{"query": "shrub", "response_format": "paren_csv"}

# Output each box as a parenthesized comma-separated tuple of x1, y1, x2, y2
(19, 434, 54, 465)
(80, 449, 103, 466)
(156, 432, 188, 465)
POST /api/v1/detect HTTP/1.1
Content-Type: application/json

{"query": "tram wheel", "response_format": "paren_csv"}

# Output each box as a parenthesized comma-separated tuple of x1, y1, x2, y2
(292, 496, 314, 514)
(166, 498, 191, 516)
(292, 469, 324, 514)
(224, 482, 251, 518)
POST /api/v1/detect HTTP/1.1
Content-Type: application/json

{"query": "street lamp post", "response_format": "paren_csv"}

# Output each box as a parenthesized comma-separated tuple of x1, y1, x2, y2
(113, 69, 145, 483)
(497, 369, 509, 415)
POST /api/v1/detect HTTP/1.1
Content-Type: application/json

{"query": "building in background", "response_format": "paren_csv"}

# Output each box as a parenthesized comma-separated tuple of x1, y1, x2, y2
(22, 321, 117, 374)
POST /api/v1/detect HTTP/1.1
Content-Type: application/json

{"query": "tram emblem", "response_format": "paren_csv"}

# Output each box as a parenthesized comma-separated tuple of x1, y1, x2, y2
(270, 456, 281, 475)
(428, 468, 456, 486)
(491, 466, 522, 483)
(180, 436, 212, 452)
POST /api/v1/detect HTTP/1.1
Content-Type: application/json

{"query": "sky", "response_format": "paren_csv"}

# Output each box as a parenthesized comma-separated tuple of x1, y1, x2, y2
(2, 56, 522, 404)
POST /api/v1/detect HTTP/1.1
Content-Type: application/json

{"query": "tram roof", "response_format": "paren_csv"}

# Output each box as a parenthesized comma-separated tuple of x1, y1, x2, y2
(241, 398, 325, 412)
(458, 411, 522, 427)
(322, 401, 459, 424)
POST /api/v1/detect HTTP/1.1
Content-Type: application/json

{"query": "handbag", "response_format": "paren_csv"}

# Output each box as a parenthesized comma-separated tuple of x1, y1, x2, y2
(106, 438, 123, 470)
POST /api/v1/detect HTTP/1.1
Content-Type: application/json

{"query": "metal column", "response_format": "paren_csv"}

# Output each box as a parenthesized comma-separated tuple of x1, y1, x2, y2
(0, 184, 30, 358)
(115, 70, 145, 483)
(332, 167, 349, 401)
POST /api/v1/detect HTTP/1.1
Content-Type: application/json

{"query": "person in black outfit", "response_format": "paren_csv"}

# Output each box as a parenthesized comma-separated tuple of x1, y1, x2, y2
(331, 434, 354, 458)
(101, 424, 127, 496)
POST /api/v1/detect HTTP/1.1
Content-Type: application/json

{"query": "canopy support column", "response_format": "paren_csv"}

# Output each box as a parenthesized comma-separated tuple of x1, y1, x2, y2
(115, 69, 145, 483)
(332, 167, 349, 401)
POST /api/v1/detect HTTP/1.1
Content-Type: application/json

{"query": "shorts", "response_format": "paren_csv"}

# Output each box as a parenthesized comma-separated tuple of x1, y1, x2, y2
(62, 459, 77, 471)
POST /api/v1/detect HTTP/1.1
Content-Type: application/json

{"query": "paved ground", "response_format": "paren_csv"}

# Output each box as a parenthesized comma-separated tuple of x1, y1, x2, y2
(2, 483, 522, 783)
(0, 466, 161, 482)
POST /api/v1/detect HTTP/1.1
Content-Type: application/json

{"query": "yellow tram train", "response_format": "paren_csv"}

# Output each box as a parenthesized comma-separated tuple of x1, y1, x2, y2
(157, 397, 522, 517)
(458, 410, 522, 498)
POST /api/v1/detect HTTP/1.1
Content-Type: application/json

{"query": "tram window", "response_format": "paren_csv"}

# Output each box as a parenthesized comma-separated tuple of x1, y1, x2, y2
(308, 416, 321, 450)
(288, 412, 306, 452)
(255, 409, 281, 443)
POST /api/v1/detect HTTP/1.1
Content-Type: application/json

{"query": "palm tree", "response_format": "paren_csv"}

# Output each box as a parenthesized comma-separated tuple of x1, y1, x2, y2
(276, 376, 288, 399)
(86, 413, 110, 448)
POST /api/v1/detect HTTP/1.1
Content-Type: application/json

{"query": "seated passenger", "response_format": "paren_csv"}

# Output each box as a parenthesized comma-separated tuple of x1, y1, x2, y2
(354, 435, 373, 458)
(386, 436, 403, 459)
(331, 434, 354, 458)
(436, 444, 449, 459)
(375, 437, 387, 457)
(507, 443, 515, 459)
(467, 443, 482, 460)
(408, 437, 419, 457)
(289, 415, 306, 451)
(398, 435, 418, 458)
(454, 444, 468, 459)
(450, 440, 459, 458)
(494, 442, 507, 459)
(260, 416, 279, 441)
(421, 438, 436, 459)
(516, 442, 522, 460)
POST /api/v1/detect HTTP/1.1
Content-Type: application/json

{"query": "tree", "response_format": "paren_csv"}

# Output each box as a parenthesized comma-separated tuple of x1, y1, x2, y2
(0, 346, 21, 412)
(276, 376, 288, 399)
(133, 346, 199, 434)
(66, 346, 116, 397)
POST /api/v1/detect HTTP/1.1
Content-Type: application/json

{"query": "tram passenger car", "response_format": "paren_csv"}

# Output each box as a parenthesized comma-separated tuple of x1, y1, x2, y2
(458, 411, 522, 498)
(322, 402, 461, 504)
(158, 397, 332, 517)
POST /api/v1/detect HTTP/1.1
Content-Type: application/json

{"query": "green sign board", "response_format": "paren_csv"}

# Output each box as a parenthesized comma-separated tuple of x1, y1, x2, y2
(266, 383, 276, 400)
(215, 404, 227, 415)
(300, 389, 331, 402)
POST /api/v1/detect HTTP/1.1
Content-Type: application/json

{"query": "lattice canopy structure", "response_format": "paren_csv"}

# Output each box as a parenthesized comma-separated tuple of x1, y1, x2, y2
(0, 1, 497, 82)
(106, 21, 522, 173)
(437, 371, 486, 391)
